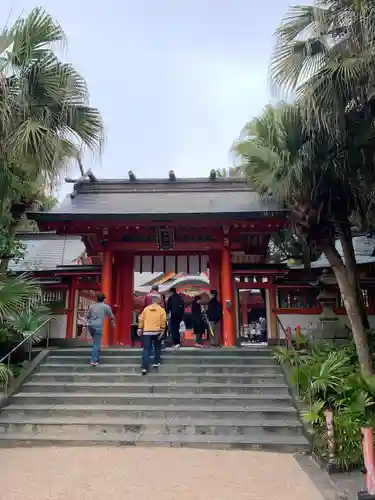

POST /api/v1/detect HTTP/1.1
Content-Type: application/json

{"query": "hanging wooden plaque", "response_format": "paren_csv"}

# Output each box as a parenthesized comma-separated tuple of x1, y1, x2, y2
(156, 228, 175, 250)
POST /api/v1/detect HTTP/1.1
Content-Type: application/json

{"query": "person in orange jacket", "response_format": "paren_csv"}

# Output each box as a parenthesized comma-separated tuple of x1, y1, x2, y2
(138, 293, 167, 375)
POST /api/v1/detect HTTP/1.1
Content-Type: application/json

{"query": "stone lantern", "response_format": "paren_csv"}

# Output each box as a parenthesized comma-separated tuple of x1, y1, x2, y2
(312, 273, 350, 344)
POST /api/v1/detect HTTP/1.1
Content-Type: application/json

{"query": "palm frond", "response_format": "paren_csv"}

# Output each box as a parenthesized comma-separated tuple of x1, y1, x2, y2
(0, 7, 104, 217)
(0, 274, 41, 322)
(0, 363, 12, 386)
(270, 5, 329, 94)
(9, 7, 65, 66)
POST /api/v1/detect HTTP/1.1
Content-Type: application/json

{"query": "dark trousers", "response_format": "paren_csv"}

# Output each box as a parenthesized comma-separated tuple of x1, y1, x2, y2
(169, 316, 182, 345)
(208, 320, 221, 346)
(141, 334, 162, 370)
(193, 323, 205, 344)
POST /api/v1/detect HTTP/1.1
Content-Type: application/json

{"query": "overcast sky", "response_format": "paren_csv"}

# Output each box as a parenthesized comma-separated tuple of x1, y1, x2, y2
(2, 0, 309, 198)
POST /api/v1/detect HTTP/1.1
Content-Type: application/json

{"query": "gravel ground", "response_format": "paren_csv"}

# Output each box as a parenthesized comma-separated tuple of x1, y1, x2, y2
(330, 470, 364, 500)
(0, 447, 327, 500)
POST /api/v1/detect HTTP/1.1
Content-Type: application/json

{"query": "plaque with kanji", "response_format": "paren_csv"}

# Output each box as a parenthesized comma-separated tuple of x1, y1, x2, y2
(156, 228, 175, 250)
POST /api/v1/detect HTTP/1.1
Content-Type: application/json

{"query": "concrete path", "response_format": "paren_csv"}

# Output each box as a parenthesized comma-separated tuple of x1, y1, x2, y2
(0, 447, 337, 500)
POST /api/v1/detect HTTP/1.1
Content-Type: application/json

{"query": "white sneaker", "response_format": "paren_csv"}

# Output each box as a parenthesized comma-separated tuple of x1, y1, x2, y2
(174, 344, 181, 349)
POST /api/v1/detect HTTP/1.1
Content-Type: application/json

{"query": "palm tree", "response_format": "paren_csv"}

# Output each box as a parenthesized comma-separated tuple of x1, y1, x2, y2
(0, 8, 104, 270)
(216, 167, 244, 178)
(270, 1, 375, 116)
(264, 0, 375, 374)
(233, 103, 374, 376)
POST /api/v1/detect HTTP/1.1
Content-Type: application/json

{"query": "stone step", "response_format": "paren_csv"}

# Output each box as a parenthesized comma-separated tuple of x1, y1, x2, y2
(21, 381, 290, 396)
(2, 346, 305, 453)
(0, 404, 300, 421)
(50, 348, 271, 357)
(32, 372, 285, 385)
(12, 392, 293, 407)
(0, 416, 304, 437)
(47, 355, 276, 366)
(0, 431, 309, 453)
(38, 363, 281, 374)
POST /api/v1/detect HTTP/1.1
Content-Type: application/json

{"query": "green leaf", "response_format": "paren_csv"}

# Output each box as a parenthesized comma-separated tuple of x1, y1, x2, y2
(0, 274, 41, 322)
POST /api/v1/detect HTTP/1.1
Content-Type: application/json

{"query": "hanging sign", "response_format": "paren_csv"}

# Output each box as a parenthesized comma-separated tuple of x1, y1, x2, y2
(156, 228, 175, 251)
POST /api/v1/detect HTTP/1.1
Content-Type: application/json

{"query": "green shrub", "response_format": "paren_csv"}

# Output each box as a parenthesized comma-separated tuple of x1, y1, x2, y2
(273, 340, 375, 470)
(0, 363, 13, 389)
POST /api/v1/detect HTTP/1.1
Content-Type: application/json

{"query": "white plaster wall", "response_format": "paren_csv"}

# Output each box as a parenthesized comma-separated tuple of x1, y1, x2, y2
(51, 315, 67, 338)
(368, 316, 375, 329)
(265, 289, 271, 335)
(233, 283, 239, 340)
(37, 314, 67, 339)
(276, 314, 321, 339)
(277, 313, 375, 339)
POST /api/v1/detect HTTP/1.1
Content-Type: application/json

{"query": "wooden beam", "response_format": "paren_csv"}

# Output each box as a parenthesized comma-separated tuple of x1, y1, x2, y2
(232, 269, 287, 276)
(41, 218, 288, 232)
(109, 241, 224, 252)
(234, 281, 271, 289)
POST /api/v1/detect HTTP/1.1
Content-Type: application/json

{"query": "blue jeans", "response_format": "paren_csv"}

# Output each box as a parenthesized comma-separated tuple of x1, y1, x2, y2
(141, 334, 162, 371)
(88, 326, 102, 363)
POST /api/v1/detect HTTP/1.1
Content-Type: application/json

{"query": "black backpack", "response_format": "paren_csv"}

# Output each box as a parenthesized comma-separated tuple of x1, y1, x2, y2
(169, 294, 184, 316)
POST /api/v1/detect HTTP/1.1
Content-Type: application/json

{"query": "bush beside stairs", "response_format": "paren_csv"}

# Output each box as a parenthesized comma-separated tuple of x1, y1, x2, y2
(0, 347, 310, 451)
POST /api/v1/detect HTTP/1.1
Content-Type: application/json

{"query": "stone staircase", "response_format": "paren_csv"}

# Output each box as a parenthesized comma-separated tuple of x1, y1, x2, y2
(0, 347, 310, 452)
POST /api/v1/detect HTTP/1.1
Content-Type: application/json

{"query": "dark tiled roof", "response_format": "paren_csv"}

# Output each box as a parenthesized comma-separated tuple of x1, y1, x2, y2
(10, 233, 85, 272)
(28, 178, 285, 220)
(290, 235, 375, 269)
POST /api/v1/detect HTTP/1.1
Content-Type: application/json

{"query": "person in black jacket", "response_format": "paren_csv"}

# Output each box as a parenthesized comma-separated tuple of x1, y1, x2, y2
(167, 287, 185, 347)
(207, 289, 222, 347)
(191, 295, 206, 347)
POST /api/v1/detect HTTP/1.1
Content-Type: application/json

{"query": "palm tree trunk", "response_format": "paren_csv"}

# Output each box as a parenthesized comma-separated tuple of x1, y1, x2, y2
(77, 154, 85, 177)
(323, 242, 373, 376)
(338, 227, 370, 329)
(0, 258, 9, 273)
(0, 218, 19, 273)
(302, 238, 311, 273)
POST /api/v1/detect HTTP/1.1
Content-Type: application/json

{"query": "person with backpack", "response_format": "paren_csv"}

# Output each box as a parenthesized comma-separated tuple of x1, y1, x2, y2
(207, 289, 223, 347)
(167, 286, 184, 348)
(86, 293, 115, 366)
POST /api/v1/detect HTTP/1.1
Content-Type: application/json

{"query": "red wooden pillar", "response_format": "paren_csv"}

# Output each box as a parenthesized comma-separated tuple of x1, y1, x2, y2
(111, 256, 121, 345)
(66, 277, 77, 338)
(220, 247, 235, 347)
(268, 283, 278, 342)
(101, 249, 113, 346)
(209, 251, 221, 294)
(119, 253, 134, 346)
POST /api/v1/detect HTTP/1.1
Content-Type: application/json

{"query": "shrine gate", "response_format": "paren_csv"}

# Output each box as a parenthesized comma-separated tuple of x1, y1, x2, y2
(29, 173, 287, 346)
